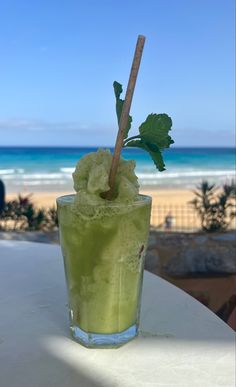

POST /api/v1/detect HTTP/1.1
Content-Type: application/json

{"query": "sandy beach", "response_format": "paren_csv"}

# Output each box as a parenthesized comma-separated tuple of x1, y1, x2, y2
(6, 188, 198, 230)
(6, 188, 195, 208)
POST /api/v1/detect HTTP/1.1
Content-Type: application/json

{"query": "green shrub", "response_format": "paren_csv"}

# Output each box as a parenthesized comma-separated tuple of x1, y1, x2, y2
(0, 194, 58, 231)
(190, 181, 236, 232)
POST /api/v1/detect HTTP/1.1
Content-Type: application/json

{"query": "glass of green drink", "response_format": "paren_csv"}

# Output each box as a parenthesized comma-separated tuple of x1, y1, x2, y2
(57, 193, 151, 348)
(56, 35, 174, 347)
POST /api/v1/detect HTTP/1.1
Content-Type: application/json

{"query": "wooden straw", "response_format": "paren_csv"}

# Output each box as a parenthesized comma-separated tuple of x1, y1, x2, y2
(106, 35, 146, 200)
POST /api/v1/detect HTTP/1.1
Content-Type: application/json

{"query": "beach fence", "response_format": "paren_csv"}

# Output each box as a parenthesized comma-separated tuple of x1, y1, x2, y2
(150, 204, 236, 232)
(150, 204, 200, 232)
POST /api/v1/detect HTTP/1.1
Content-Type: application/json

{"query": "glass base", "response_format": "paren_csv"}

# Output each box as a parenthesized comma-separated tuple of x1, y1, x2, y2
(70, 324, 138, 348)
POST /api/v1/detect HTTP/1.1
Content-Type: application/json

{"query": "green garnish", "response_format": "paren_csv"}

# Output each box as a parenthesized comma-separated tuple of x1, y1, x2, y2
(113, 81, 132, 139)
(113, 81, 174, 171)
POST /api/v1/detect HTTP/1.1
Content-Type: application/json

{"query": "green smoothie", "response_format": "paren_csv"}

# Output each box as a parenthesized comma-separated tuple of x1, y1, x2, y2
(57, 149, 151, 346)
(57, 194, 151, 335)
(56, 61, 174, 347)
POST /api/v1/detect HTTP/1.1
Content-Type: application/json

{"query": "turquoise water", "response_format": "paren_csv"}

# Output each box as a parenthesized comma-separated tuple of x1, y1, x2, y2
(0, 147, 235, 192)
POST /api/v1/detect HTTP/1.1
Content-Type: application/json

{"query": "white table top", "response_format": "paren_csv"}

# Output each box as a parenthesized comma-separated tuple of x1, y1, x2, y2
(0, 240, 235, 387)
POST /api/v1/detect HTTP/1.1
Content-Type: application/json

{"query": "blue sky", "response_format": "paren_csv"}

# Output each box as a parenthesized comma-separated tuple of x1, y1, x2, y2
(0, 0, 235, 147)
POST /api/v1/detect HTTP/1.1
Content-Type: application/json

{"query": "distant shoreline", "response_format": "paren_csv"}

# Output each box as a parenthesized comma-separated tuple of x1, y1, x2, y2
(1, 147, 234, 193)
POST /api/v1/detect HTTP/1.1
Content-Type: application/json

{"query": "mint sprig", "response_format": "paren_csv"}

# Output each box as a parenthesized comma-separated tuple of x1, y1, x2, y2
(113, 81, 174, 171)
(113, 81, 132, 139)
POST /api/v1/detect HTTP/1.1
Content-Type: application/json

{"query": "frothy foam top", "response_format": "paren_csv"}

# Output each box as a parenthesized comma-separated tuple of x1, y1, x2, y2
(72, 148, 139, 206)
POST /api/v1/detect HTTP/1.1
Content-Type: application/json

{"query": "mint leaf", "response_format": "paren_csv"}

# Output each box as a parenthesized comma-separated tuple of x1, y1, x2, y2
(113, 81, 123, 99)
(113, 81, 132, 139)
(124, 112, 174, 172)
(139, 113, 174, 150)
(125, 139, 165, 171)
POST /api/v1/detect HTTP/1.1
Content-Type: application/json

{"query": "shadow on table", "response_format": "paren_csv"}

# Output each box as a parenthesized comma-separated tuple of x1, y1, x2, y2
(39, 335, 116, 387)
(1, 338, 109, 387)
(40, 340, 109, 387)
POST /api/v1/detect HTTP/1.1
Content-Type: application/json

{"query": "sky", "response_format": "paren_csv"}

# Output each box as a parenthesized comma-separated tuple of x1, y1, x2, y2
(0, 0, 235, 147)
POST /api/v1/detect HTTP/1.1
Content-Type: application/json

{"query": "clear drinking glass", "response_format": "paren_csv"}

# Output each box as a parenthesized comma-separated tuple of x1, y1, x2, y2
(57, 194, 151, 348)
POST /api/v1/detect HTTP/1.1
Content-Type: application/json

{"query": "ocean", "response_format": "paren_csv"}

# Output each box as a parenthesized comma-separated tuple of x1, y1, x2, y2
(0, 147, 235, 193)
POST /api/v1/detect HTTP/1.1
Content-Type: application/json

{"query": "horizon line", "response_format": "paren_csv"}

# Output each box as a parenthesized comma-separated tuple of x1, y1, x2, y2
(0, 145, 235, 149)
